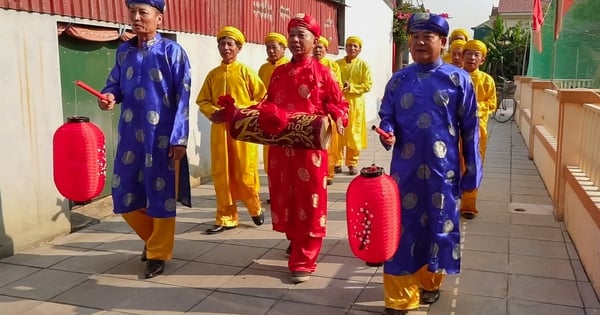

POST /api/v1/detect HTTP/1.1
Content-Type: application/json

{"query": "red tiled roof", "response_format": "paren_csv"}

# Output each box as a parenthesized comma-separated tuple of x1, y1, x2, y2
(498, 0, 550, 14)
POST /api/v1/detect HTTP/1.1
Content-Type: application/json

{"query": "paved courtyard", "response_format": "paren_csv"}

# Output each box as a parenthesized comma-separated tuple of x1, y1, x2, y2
(0, 120, 599, 314)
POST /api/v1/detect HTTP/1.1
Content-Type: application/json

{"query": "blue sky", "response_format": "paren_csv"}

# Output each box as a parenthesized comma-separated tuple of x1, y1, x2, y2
(422, 0, 500, 37)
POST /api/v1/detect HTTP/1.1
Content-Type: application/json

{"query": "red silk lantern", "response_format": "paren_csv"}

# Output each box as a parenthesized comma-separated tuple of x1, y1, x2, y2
(53, 116, 106, 202)
(346, 165, 401, 266)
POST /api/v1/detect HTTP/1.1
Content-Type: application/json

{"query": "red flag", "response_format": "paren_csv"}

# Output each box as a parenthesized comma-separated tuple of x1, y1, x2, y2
(532, 0, 544, 52)
(554, 0, 575, 40)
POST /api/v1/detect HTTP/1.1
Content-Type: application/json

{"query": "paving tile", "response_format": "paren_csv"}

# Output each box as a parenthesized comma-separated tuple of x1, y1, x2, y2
(571, 259, 589, 282)
(50, 249, 135, 274)
(102, 257, 188, 280)
(85, 216, 133, 234)
(155, 260, 243, 289)
(187, 290, 277, 314)
(462, 221, 510, 237)
(266, 299, 347, 315)
(0, 269, 89, 300)
(47, 230, 124, 250)
(427, 292, 507, 315)
(0, 262, 42, 287)
(510, 225, 564, 242)
(20, 301, 105, 315)
(193, 243, 270, 267)
(221, 229, 284, 249)
(510, 214, 558, 229)
(578, 281, 600, 308)
(507, 298, 585, 315)
(509, 275, 582, 307)
(566, 242, 581, 260)
(444, 270, 508, 298)
(351, 282, 384, 313)
(509, 254, 574, 280)
(218, 267, 293, 299)
(113, 286, 211, 314)
(324, 239, 355, 258)
(313, 255, 377, 282)
(509, 238, 569, 258)
(0, 244, 87, 268)
(283, 276, 366, 309)
(172, 239, 218, 261)
(461, 249, 508, 273)
(461, 234, 509, 254)
(51, 275, 159, 310)
(0, 295, 44, 315)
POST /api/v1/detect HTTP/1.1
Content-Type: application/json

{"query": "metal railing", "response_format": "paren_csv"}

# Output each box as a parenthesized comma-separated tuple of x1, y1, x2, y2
(580, 103, 600, 187)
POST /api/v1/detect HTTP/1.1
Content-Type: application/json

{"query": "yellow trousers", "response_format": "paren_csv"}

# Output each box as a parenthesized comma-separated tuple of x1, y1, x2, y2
(122, 209, 176, 261)
(461, 118, 489, 215)
(327, 121, 340, 179)
(384, 265, 446, 310)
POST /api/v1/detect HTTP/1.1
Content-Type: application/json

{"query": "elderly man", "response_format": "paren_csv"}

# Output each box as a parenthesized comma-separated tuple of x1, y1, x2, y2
(335, 36, 372, 175)
(460, 39, 497, 220)
(196, 26, 267, 234)
(258, 32, 289, 197)
(442, 28, 470, 63)
(262, 13, 348, 283)
(98, 0, 192, 279)
(313, 36, 343, 185)
(377, 13, 482, 314)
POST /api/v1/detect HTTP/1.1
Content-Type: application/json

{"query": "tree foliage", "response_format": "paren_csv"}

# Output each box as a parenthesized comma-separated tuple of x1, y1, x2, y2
(392, 1, 427, 45)
(482, 16, 530, 82)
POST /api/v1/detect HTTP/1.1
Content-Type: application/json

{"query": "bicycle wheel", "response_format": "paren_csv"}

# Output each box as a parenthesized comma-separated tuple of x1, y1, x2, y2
(494, 97, 516, 123)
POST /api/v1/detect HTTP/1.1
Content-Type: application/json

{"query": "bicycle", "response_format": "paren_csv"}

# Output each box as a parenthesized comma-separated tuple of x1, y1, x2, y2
(493, 76, 517, 123)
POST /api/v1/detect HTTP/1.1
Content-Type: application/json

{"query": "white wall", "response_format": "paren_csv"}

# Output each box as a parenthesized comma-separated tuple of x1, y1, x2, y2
(344, 0, 394, 122)
(0, 10, 71, 256)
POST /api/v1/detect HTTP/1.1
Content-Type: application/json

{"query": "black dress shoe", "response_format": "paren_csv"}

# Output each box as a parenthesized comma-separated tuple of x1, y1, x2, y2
(252, 211, 264, 226)
(348, 166, 358, 175)
(205, 225, 236, 234)
(141, 245, 147, 262)
(144, 259, 165, 279)
(421, 289, 440, 304)
(461, 212, 476, 220)
(383, 308, 408, 315)
(334, 166, 342, 174)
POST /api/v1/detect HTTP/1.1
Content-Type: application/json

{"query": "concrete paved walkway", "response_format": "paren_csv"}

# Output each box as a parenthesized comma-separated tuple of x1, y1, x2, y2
(0, 120, 599, 314)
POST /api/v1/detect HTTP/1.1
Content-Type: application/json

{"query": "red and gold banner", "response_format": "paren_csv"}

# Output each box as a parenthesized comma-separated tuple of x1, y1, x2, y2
(229, 107, 331, 150)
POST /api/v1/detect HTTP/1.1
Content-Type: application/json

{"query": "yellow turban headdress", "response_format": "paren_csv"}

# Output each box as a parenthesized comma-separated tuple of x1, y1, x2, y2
(264, 32, 287, 47)
(217, 26, 245, 46)
(450, 39, 467, 52)
(318, 36, 329, 48)
(463, 39, 487, 57)
(345, 36, 362, 47)
(450, 29, 469, 42)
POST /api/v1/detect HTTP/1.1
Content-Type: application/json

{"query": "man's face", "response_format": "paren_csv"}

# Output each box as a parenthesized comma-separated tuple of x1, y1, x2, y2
(409, 31, 446, 64)
(451, 35, 466, 42)
(451, 47, 464, 68)
(218, 37, 241, 64)
(345, 42, 361, 60)
(313, 43, 327, 60)
(288, 27, 316, 59)
(265, 41, 286, 63)
(128, 4, 162, 35)
(462, 49, 485, 73)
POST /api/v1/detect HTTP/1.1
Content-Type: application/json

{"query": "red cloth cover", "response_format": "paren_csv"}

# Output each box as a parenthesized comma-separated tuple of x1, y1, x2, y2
(346, 165, 401, 265)
(53, 116, 106, 202)
(218, 95, 331, 150)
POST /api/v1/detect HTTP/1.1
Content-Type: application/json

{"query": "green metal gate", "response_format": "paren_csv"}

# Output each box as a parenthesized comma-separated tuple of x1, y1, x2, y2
(58, 34, 120, 200)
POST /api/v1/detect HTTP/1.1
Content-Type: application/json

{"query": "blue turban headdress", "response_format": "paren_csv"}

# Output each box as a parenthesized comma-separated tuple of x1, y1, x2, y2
(407, 13, 449, 37)
(126, 0, 165, 13)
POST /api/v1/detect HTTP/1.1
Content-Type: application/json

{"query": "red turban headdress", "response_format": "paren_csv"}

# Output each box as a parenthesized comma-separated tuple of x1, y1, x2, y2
(287, 13, 321, 38)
